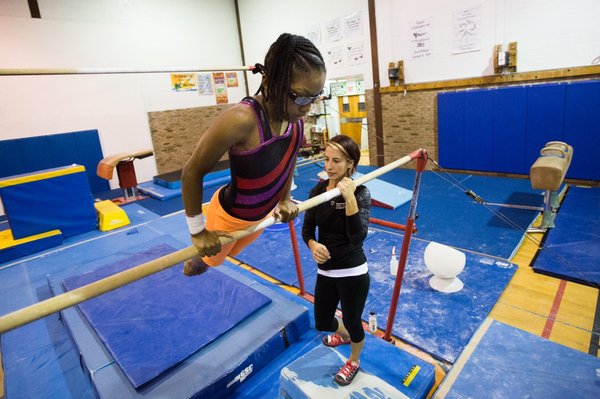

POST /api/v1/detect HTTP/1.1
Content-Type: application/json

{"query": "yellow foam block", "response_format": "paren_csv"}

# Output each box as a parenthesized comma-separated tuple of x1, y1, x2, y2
(94, 200, 130, 232)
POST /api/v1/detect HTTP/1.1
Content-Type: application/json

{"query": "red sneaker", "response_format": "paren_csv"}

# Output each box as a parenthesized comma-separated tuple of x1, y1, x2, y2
(335, 360, 360, 386)
(322, 333, 351, 347)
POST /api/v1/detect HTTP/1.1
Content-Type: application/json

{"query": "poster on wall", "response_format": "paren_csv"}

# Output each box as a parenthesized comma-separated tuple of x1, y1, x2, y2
(171, 73, 197, 92)
(347, 42, 365, 66)
(226, 72, 239, 87)
(198, 73, 213, 95)
(343, 11, 363, 38)
(409, 18, 433, 59)
(453, 5, 481, 53)
(326, 46, 344, 67)
(326, 17, 342, 42)
(307, 23, 321, 44)
(212, 72, 228, 104)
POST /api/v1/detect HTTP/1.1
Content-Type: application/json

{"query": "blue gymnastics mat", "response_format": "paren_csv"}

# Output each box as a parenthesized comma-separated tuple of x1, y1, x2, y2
(533, 186, 600, 287)
(279, 333, 435, 399)
(47, 240, 311, 398)
(434, 319, 600, 398)
(57, 242, 272, 390)
(292, 164, 541, 260)
(361, 232, 516, 364)
(236, 227, 516, 364)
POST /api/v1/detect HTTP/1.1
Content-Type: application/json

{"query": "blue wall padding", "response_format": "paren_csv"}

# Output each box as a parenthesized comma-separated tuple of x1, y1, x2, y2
(279, 335, 435, 399)
(438, 91, 465, 169)
(0, 166, 97, 239)
(440, 320, 600, 398)
(525, 84, 566, 167)
(493, 87, 527, 174)
(0, 230, 63, 263)
(464, 89, 494, 172)
(533, 186, 600, 286)
(437, 80, 600, 180)
(61, 243, 272, 390)
(564, 81, 600, 180)
(0, 130, 109, 194)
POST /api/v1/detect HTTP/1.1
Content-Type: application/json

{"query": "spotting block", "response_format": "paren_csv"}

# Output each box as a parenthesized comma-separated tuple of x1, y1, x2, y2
(94, 200, 130, 231)
(0, 229, 63, 263)
(279, 334, 435, 399)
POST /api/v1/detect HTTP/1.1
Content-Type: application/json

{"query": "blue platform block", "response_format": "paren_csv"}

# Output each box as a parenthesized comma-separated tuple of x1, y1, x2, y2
(354, 172, 413, 209)
(279, 334, 435, 399)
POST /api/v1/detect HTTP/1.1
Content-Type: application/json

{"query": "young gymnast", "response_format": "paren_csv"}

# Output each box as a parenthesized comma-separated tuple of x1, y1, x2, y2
(302, 135, 371, 386)
(181, 33, 326, 275)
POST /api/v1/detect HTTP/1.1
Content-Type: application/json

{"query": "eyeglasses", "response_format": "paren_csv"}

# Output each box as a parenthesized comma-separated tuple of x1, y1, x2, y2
(288, 89, 324, 106)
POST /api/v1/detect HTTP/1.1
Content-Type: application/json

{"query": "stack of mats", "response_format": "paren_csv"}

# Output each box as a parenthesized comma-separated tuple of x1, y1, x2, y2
(47, 237, 311, 398)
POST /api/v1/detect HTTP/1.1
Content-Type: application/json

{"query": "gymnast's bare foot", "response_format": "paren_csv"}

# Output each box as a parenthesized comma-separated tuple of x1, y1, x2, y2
(183, 257, 209, 276)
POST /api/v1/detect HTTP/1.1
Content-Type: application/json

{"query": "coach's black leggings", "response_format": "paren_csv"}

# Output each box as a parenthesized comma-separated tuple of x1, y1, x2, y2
(314, 272, 370, 343)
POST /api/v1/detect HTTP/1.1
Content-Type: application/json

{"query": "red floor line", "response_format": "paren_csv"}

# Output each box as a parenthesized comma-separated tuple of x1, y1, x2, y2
(542, 279, 567, 338)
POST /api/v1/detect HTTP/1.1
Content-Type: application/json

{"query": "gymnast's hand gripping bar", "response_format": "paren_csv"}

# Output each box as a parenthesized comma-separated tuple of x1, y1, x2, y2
(0, 149, 425, 334)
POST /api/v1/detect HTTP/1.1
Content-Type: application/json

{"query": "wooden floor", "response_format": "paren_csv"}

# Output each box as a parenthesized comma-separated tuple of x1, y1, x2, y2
(490, 215, 599, 356)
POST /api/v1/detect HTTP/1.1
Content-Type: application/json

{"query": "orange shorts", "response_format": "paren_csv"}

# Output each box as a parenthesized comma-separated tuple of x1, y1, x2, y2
(202, 188, 273, 266)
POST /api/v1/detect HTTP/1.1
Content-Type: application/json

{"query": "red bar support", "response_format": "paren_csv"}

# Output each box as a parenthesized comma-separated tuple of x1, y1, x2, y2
(288, 220, 306, 296)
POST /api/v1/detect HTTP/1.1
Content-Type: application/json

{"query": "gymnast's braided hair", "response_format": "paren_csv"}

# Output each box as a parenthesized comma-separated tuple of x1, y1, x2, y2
(254, 33, 325, 121)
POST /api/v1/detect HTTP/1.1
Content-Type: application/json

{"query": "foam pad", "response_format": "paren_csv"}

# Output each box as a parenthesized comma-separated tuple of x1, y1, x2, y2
(0, 229, 63, 263)
(279, 334, 435, 399)
(137, 181, 181, 200)
(47, 237, 311, 398)
(354, 172, 413, 209)
(436, 319, 600, 398)
(60, 243, 272, 389)
(0, 165, 97, 239)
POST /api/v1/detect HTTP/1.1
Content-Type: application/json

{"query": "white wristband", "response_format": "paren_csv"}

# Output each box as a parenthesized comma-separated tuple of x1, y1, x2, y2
(186, 214, 206, 235)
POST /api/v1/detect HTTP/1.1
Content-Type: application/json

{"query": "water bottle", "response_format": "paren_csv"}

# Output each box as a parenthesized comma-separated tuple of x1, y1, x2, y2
(368, 310, 377, 333)
(390, 246, 398, 276)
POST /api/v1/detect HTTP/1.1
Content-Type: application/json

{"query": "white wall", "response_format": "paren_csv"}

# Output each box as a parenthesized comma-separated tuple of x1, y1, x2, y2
(375, 0, 600, 86)
(237, 0, 373, 138)
(0, 0, 246, 192)
(1, 0, 599, 210)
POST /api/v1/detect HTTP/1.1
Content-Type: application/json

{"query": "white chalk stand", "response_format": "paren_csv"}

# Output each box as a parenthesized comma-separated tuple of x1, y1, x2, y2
(424, 241, 466, 294)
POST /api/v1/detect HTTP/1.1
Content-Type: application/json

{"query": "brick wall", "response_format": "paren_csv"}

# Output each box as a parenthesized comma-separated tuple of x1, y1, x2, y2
(148, 104, 233, 175)
(365, 89, 438, 169)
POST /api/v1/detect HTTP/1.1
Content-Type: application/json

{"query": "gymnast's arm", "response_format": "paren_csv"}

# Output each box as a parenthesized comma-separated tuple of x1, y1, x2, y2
(181, 105, 255, 257)
(275, 159, 299, 223)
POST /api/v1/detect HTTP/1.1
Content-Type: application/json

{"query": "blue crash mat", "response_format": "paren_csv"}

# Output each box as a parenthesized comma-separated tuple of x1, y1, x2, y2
(60, 242, 272, 389)
(354, 171, 413, 209)
(362, 231, 516, 364)
(436, 319, 600, 398)
(533, 186, 600, 287)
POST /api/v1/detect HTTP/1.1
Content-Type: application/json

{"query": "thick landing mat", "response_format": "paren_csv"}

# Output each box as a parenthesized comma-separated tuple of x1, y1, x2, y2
(48, 240, 310, 398)
(434, 319, 600, 398)
(279, 333, 435, 399)
(57, 242, 272, 389)
(533, 186, 600, 287)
